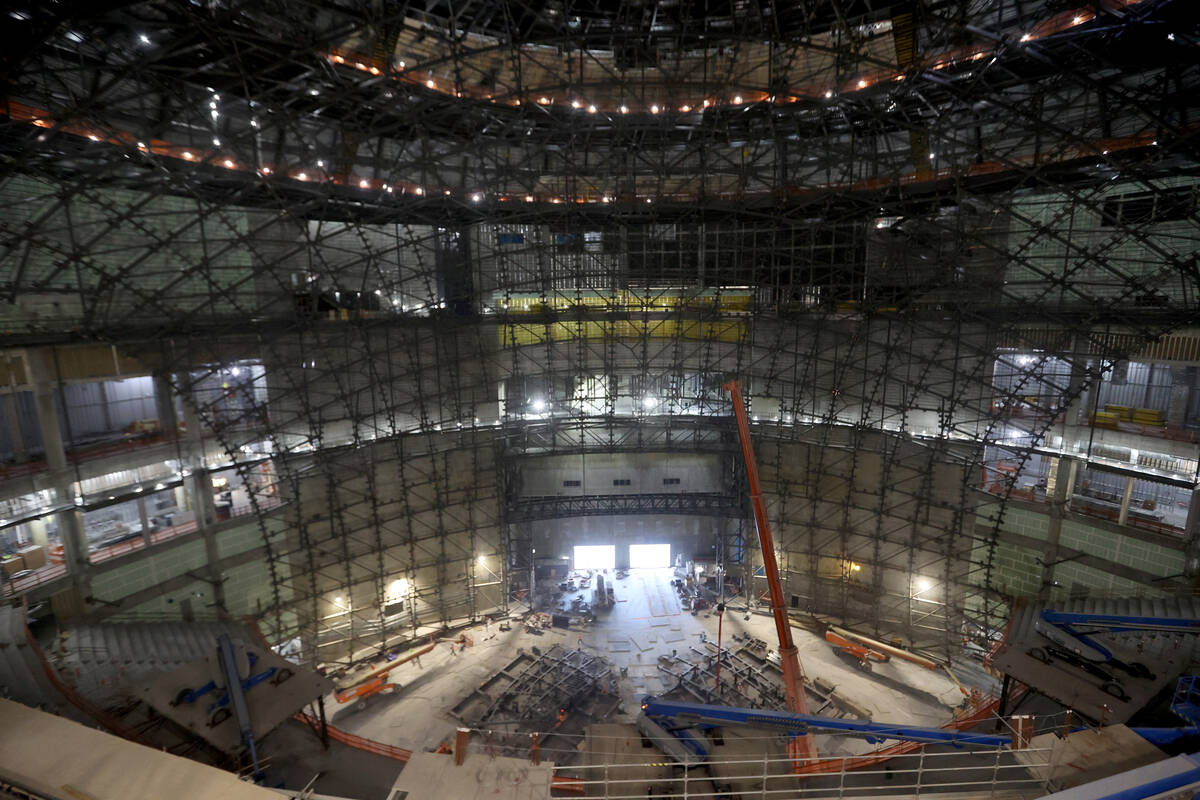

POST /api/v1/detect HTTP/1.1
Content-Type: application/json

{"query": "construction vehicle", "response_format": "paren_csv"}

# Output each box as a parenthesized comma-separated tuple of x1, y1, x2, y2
(1020, 605, 1200, 700)
(825, 625, 941, 673)
(825, 630, 890, 672)
(724, 379, 816, 766)
(334, 637, 436, 709)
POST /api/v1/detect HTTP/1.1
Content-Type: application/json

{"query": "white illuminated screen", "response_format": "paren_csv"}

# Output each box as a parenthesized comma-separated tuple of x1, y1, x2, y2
(572, 545, 615, 569)
(629, 543, 671, 569)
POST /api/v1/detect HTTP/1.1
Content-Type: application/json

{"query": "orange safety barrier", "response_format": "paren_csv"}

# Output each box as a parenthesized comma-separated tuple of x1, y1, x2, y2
(293, 712, 412, 762)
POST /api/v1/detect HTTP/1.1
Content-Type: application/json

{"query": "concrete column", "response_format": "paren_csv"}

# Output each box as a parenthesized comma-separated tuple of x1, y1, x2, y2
(153, 373, 179, 438)
(137, 494, 151, 545)
(28, 518, 48, 548)
(1038, 457, 1075, 600)
(190, 469, 218, 530)
(96, 380, 113, 432)
(2, 393, 28, 462)
(1182, 489, 1200, 589)
(1166, 367, 1193, 429)
(1118, 476, 1136, 526)
(28, 350, 89, 582)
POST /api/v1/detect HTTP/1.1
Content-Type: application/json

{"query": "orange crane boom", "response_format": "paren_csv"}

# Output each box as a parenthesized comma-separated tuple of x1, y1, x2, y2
(723, 380, 817, 765)
(335, 637, 437, 704)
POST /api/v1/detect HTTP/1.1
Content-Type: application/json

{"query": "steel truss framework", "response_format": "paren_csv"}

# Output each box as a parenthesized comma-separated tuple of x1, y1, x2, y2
(0, 0, 1197, 664)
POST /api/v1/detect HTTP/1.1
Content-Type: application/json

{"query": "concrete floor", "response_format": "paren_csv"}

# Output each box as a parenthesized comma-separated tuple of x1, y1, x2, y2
(327, 568, 982, 764)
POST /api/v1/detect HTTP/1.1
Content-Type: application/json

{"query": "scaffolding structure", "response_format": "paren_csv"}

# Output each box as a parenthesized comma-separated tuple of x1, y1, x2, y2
(0, 0, 1197, 671)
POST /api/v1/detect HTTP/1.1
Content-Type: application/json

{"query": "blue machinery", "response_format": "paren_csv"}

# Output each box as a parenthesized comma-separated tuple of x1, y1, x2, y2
(1035, 608, 1200, 667)
(637, 696, 1011, 766)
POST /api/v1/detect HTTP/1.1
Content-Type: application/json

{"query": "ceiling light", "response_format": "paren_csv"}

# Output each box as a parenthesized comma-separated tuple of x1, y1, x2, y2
(525, 195, 534, 202)
(212, 137, 221, 146)
(472, 193, 482, 202)
(587, 104, 597, 113)
(619, 105, 628, 114)
(426, 79, 436, 89)
(182, 151, 193, 159)
(308, 88, 320, 95)
(138, 34, 151, 45)
(857, 80, 867, 89)
(415, 187, 424, 195)
(316, 159, 324, 168)
(260, 166, 271, 174)
(538, 96, 550, 104)
(531, 398, 547, 412)
(297, 172, 308, 181)
(1072, 15, 1083, 24)
(223, 159, 234, 168)
(1020, 33, 1032, 42)
(88, 134, 100, 142)
(571, 99, 582, 109)
(824, 90, 833, 98)
(1167, 33, 1175, 41)
(732, 95, 743, 104)
(680, 104, 690, 112)
(650, 104, 660, 113)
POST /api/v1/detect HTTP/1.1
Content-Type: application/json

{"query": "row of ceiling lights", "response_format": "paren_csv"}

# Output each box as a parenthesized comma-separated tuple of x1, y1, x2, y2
(323, 7, 1102, 112)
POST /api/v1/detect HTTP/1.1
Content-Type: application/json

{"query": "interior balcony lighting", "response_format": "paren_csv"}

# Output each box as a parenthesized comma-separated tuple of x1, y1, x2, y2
(620, 105, 628, 114)
(369, 66, 381, 75)
(397, 59, 406, 68)
(702, 99, 711, 107)
(1020, 33, 1032, 42)
(223, 159, 234, 168)
(426, 79, 436, 89)
(538, 96, 550, 104)
(359, 178, 370, 188)
(212, 137, 221, 146)
(680, 104, 690, 112)
(89, 134, 100, 142)
(525, 195, 535, 202)
(316, 159, 324, 167)
(571, 99, 582, 109)
(332, 54, 344, 63)
(297, 172, 308, 181)
(857, 80, 868, 89)
(415, 187, 424, 195)
(650, 104, 660, 114)
(587, 104, 597, 113)
(824, 90, 833, 98)
(732, 95, 743, 104)
(444, 189, 451, 195)
(472, 193, 483, 202)
(260, 166, 271, 174)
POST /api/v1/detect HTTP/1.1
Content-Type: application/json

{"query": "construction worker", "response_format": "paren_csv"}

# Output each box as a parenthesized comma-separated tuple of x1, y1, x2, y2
(577, 632, 583, 648)
(449, 642, 457, 656)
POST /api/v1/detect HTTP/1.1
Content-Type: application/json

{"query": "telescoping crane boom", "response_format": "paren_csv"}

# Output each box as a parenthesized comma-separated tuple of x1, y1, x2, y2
(724, 379, 817, 766)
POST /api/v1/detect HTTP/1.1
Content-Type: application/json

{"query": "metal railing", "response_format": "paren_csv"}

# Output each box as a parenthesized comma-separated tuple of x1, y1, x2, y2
(547, 747, 1053, 800)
